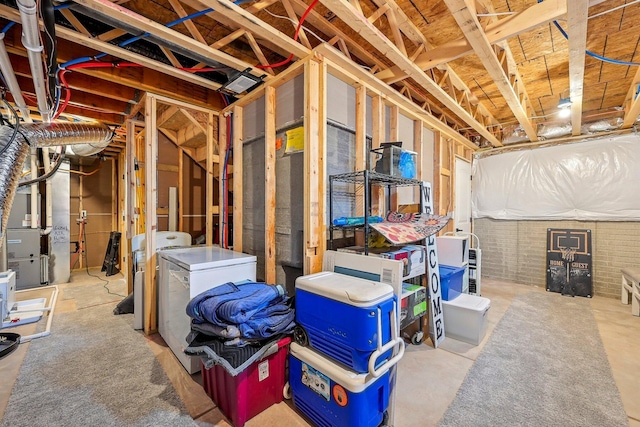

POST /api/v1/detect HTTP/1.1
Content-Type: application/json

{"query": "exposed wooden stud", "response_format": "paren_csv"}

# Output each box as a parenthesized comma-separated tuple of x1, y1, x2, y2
(371, 95, 385, 216)
(444, 0, 536, 142)
(281, 0, 312, 49)
(178, 149, 184, 231)
(143, 94, 158, 335)
(244, 32, 276, 76)
(232, 107, 243, 252)
(336, 38, 352, 60)
(167, 0, 207, 43)
(303, 56, 326, 274)
(316, 0, 500, 145)
(97, 28, 127, 42)
(71, 0, 264, 77)
(567, 0, 589, 135)
(60, 9, 91, 36)
(622, 69, 640, 128)
(265, 86, 277, 283)
(0, 5, 224, 91)
(374, 0, 567, 81)
(195, 0, 310, 59)
(159, 46, 183, 68)
(219, 114, 228, 247)
(355, 85, 366, 217)
(414, 120, 424, 180)
(368, 3, 390, 24)
(385, 8, 407, 56)
(206, 111, 215, 245)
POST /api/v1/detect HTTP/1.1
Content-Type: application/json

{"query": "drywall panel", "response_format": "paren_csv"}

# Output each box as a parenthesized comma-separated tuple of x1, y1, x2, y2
(243, 96, 265, 141)
(326, 73, 356, 130)
(276, 74, 304, 128)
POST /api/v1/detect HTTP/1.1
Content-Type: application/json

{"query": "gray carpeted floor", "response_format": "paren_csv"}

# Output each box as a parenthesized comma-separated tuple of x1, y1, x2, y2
(1, 302, 196, 427)
(439, 291, 629, 427)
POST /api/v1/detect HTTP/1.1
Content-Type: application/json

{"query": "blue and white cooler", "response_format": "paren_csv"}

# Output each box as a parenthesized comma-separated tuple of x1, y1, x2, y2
(294, 271, 404, 375)
(290, 342, 393, 427)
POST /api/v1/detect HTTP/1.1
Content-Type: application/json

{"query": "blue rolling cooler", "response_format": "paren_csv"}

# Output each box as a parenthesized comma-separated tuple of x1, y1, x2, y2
(294, 271, 404, 375)
(290, 343, 392, 427)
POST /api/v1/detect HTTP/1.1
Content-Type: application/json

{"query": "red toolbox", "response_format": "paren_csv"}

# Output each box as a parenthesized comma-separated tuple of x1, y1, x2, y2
(201, 337, 291, 427)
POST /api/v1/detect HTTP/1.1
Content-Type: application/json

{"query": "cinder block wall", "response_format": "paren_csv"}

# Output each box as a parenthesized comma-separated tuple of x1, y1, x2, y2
(474, 219, 640, 299)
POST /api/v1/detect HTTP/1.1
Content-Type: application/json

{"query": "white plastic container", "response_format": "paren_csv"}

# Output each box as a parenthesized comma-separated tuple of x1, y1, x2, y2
(436, 235, 470, 267)
(442, 294, 490, 346)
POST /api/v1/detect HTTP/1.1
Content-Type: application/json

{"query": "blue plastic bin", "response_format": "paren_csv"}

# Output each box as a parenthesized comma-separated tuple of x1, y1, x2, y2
(290, 343, 391, 427)
(439, 265, 466, 301)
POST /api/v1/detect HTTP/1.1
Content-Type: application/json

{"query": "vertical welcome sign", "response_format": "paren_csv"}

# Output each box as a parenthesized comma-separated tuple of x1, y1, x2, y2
(421, 182, 445, 347)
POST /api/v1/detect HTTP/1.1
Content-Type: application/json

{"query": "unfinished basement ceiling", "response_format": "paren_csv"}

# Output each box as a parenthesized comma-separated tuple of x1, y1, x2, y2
(0, 0, 638, 148)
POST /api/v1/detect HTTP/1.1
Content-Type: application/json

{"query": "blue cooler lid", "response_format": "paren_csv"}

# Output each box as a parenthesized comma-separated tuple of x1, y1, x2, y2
(295, 271, 394, 306)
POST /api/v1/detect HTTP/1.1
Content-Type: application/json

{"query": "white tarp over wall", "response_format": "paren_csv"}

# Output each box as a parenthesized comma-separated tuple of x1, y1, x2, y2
(472, 133, 640, 220)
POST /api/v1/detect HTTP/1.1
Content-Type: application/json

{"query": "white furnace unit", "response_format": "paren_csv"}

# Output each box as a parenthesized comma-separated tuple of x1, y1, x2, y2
(158, 246, 257, 374)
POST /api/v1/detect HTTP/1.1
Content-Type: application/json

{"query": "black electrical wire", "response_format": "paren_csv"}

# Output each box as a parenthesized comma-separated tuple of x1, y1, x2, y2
(0, 98, 20, 158)
(82, 222, 126, 297)
(41, 0, 58, 104)
(17, 146, 66, 187)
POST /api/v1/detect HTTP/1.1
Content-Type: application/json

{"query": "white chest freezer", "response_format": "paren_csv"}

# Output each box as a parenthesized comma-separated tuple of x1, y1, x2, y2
(158, 246, 257, 373)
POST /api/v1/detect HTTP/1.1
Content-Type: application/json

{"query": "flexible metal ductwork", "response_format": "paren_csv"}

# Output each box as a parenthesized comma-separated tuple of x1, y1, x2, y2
(0, 126, 30, 238)
(21, 121, 113, 154)
(0, 122, 113, 237)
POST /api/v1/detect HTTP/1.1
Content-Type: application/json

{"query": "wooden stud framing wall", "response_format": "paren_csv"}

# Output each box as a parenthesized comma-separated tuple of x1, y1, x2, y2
(124, 93, 217, 334)
(219, 46, 478, 277)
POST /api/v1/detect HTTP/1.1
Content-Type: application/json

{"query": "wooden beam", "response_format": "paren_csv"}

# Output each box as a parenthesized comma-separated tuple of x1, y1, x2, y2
(567, 0, 589, 135)
(159, 46, 183, 68)
(167, 0, 207, 44)
(232, 107, 243, 251)
(317, 0, 500, 146)
(59, 8, 91, 36)
(375, 0, 567, 82)
(144, 95, 158, 335)
(206, 111, 215, 245)
(244, 32, 276, 76)
(444, 0, 536, 141)
(195, 0, 310, 59)
(71, 0, 264, 77)
(355, 85, 366, 217)
(371, 95, 385, 216)
(0, 4, 223, 91)
(304, 56, 326, 274)
(622, 68, 640, 128)
(281, 0, 312, 49)
(265, 86, 276, 283)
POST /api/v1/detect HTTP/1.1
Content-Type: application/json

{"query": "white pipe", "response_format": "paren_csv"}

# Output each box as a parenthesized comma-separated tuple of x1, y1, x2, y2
(17, 0, 50, 123)
(30, 146, 38, 229)
(41, 147, 53, 236)
(16, 284, 58, 342)
(0, 34, 32, 123)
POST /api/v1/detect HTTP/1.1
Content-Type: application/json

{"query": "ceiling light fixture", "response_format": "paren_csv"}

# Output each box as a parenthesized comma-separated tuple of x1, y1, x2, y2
(219, 69, 266, 95)
(557, 97, 572, 118)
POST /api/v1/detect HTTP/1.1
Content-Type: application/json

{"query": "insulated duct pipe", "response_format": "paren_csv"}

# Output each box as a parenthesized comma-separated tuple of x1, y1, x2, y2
(0, 35, 32, 123)
(0, 126, 30, 239)
(0, 122, 113, 238)
(17, 0, 51, 123)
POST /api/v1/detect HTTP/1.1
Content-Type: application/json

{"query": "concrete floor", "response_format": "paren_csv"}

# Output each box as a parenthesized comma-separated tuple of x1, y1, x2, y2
(1, 271, 639, 426)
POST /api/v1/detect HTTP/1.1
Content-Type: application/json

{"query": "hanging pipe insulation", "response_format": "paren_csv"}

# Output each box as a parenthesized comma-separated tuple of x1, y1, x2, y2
(17, 0, 51, 122)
